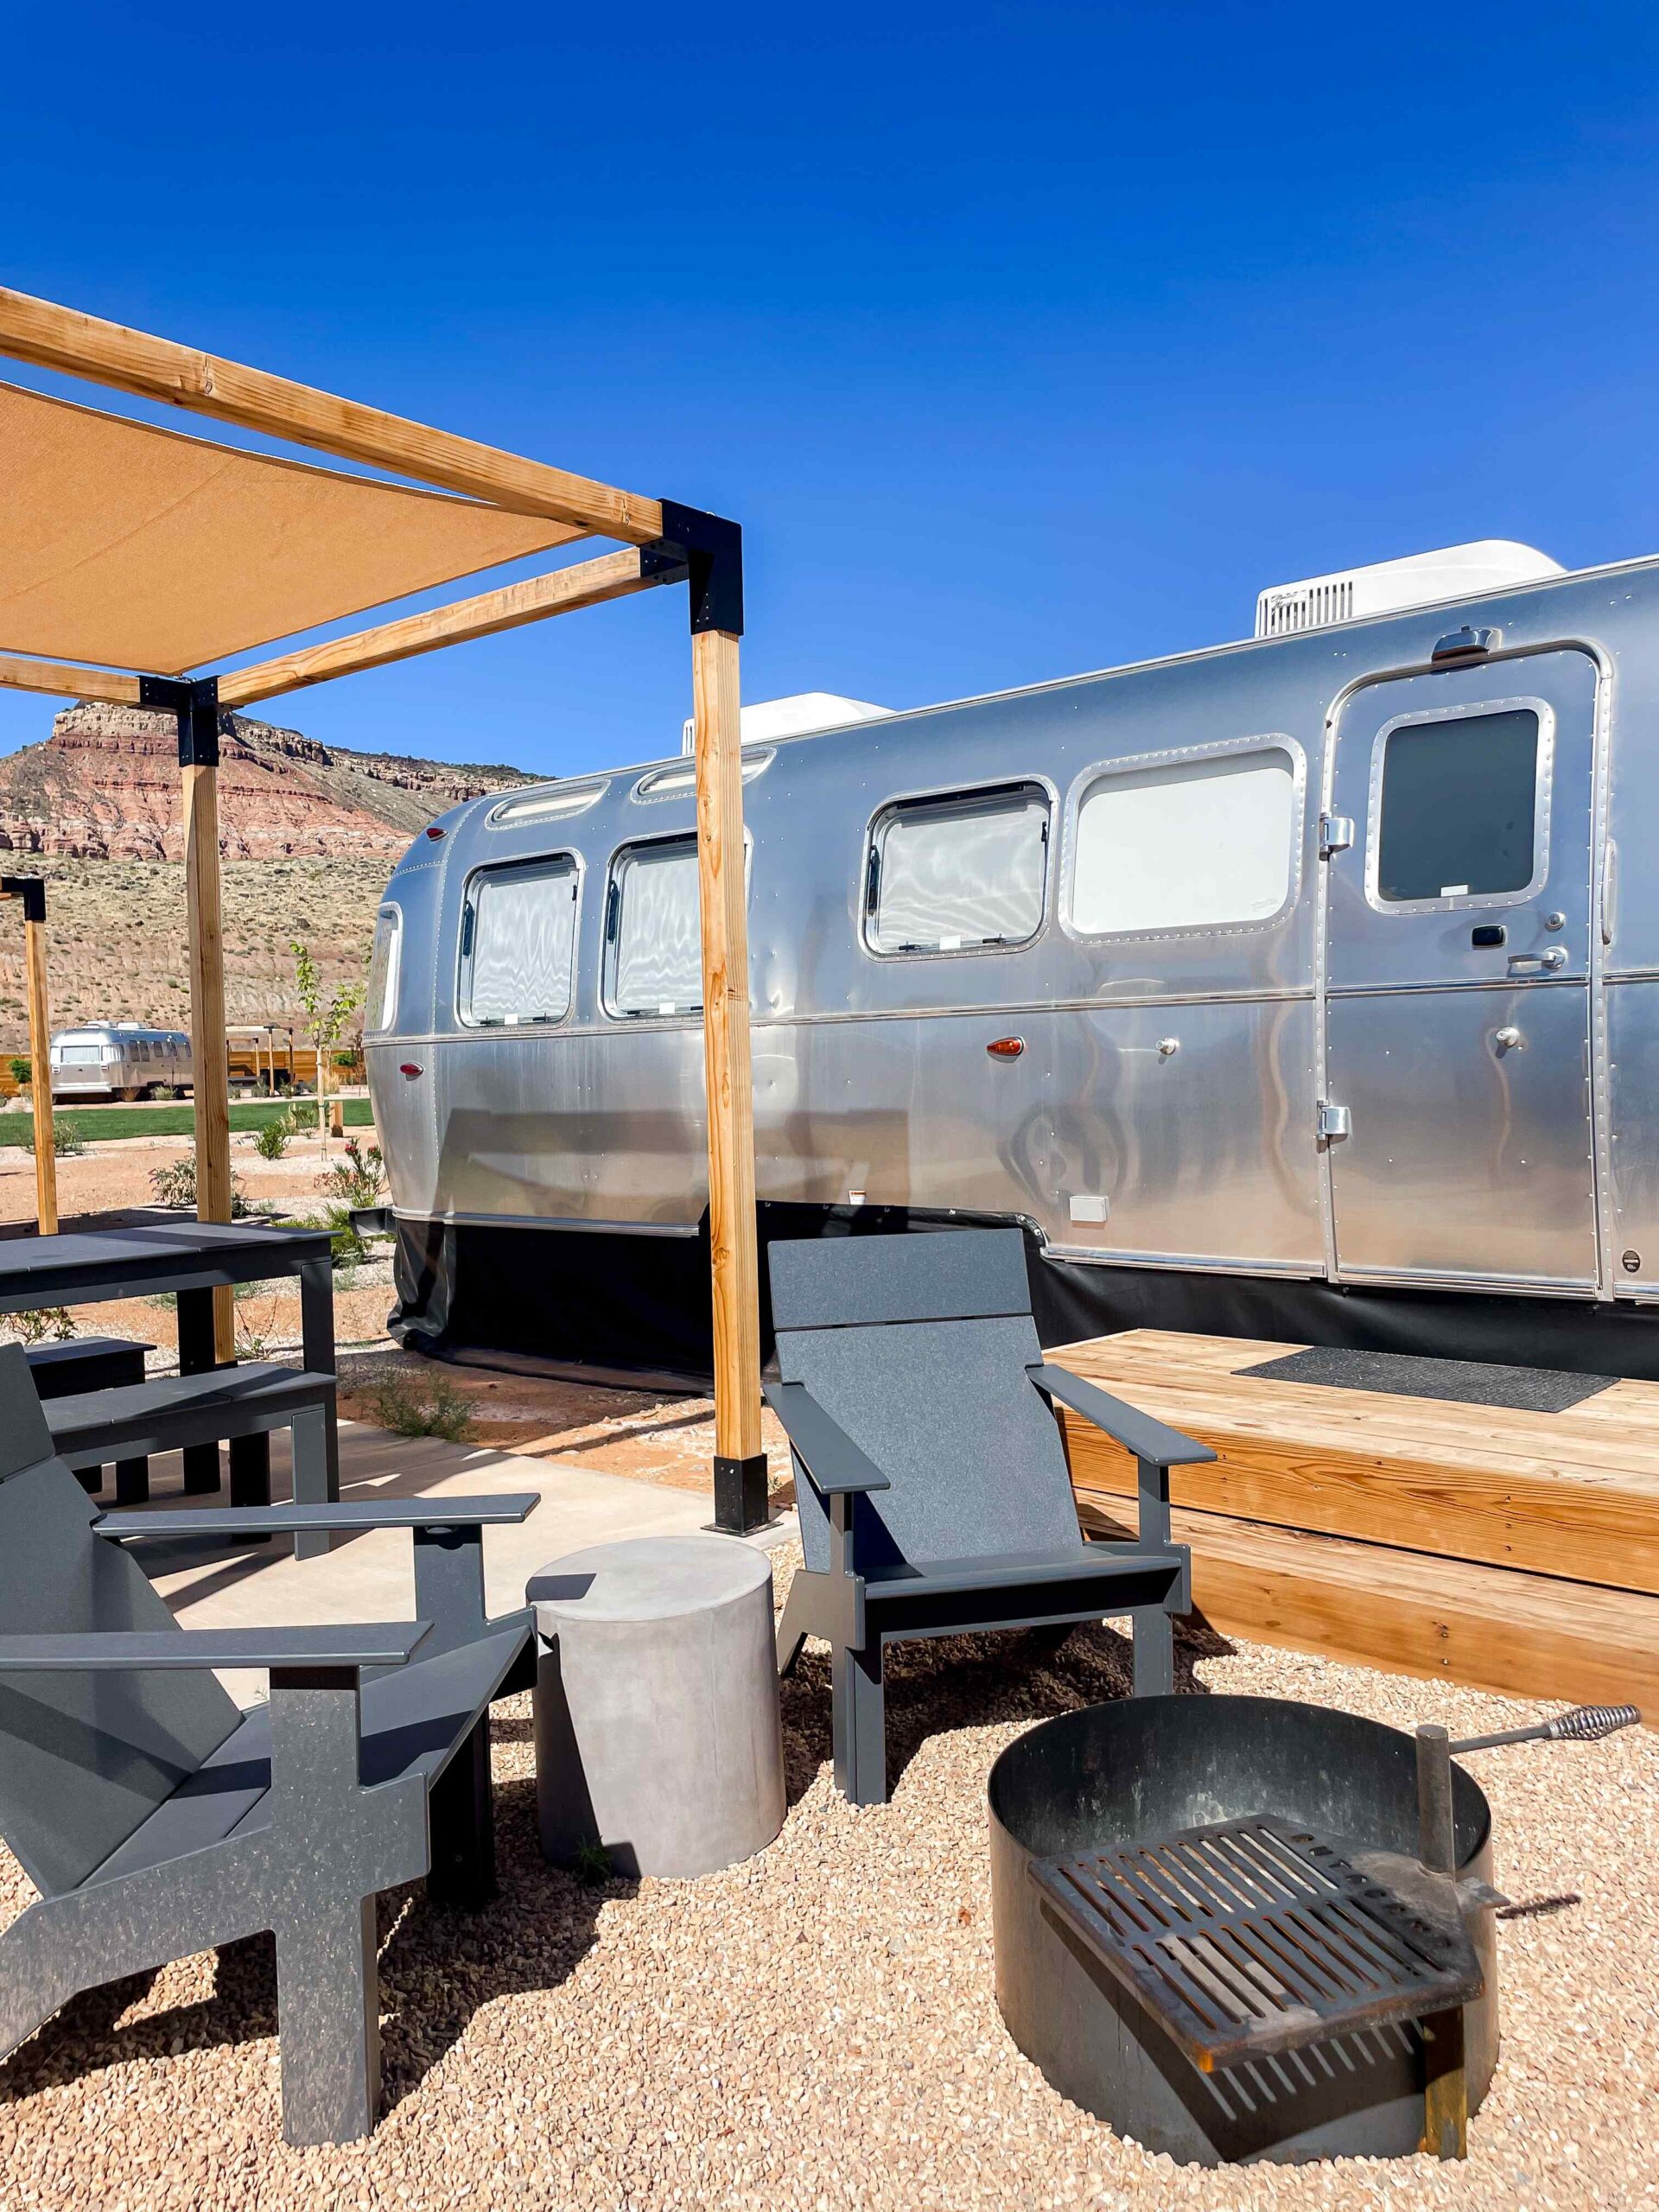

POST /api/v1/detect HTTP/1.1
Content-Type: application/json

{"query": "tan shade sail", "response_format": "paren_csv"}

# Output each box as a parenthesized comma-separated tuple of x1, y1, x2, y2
(0, 380, 588, 674)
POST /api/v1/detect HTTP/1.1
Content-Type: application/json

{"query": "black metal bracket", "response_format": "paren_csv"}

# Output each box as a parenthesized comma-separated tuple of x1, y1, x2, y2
(0, 875, 47, 923)
(139, 674, 222, 766)
(645, 500, 744, 638)
(711, 1451, 770, 1535)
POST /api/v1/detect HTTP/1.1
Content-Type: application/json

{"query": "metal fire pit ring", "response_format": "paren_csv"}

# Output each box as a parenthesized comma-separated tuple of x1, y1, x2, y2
(988, 1694, 1498, 2167)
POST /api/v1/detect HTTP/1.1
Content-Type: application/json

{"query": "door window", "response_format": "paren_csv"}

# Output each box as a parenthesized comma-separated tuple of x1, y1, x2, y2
(458, 860, 577, 1026)
(1373, 705, 1545, 906)
(864, 782, 1049, 954)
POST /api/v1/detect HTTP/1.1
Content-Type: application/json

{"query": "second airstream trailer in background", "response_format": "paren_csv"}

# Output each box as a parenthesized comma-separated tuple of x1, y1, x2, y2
(49, 1023, 194, 1101)
(365, 538, 1659, 1385)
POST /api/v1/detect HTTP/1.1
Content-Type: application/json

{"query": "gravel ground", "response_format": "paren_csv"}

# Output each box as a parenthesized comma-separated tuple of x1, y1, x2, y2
(0, 1548, 1654, 2211)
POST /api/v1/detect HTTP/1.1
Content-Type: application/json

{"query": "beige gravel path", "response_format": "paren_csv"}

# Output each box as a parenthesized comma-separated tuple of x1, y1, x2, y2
(1, 1532, 1655, 2212)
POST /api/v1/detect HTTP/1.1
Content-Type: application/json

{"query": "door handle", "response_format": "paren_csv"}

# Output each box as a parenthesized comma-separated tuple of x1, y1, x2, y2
(1602, 838, 1618, 948)
(1507, 947, 1568, 975)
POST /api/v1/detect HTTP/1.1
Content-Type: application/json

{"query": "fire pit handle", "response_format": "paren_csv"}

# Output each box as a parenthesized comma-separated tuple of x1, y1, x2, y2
(1446, 1703, 1642, 1756)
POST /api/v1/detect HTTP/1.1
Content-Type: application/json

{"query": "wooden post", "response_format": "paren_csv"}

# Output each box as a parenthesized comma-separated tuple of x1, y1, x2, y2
(24, 900, 56, 1235)
(3, 879, 57, 1233)
(692, 621, 766, 1531)
(172, 682, 235, 1362)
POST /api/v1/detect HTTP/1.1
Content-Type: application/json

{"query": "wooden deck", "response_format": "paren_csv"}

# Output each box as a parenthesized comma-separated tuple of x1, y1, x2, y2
(1049, 1329, 1659, 1716)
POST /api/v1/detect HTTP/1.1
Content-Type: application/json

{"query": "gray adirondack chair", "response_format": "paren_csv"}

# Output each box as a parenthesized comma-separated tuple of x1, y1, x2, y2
(767, 1230, 1211, 1804)
(0, 1344, 538, 2145)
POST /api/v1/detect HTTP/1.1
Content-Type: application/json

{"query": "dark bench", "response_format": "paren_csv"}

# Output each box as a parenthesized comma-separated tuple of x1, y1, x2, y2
(0, 1343, 540, 2145)
(44, 1362, 338, 1558)
(25, 1336, 156, 1503)
(23, 1334, 153, 1397)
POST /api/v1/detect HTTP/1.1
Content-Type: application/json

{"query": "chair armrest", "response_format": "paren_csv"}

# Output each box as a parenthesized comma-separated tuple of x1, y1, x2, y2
(0, 1624, 429, 1670)
(1027, 1363, 1216, 1468)
(764, 1382, 891, 1496)
(94, 1495, 539, 1539)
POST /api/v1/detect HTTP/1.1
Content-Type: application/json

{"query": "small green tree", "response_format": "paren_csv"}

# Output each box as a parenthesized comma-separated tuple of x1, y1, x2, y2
(290, 939, 362, 1157)
(8, 1056, 31, 1090)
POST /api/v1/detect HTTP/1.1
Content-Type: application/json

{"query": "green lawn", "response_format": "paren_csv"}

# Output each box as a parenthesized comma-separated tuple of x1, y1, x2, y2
(0, 1096, 375, 1149)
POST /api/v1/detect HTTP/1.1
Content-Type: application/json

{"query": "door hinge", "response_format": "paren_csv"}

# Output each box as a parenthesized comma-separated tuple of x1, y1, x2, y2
(1319, 814, 1355, 860)
(1317, 1100, 1351, 1142)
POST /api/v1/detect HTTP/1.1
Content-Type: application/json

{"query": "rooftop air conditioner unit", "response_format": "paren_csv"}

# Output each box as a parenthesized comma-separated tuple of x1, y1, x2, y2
(1254, 539, 1564, 639)
(680, 691, 892, 756)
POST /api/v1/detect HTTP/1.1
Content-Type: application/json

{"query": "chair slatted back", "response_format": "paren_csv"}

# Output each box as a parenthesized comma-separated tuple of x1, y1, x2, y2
(0, 1345, 240, 1897)
(769, 1230, 1083, 1575)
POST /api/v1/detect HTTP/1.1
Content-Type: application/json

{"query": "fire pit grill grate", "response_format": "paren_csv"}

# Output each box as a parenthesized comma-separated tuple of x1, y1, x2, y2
(1028, 1811, 1484, 2073)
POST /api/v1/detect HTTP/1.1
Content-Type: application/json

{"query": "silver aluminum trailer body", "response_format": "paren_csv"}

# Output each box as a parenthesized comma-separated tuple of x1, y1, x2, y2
(366, 552, 1659, 1378)
(48, 1024, 194, 1102)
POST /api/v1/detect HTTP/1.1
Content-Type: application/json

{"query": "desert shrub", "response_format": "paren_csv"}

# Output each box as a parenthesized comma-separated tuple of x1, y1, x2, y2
(149, 1155, 254, 1216)
(288, 1097, 320, 1133)
(317, 1138, 386, 1211)
(365, 1369, 476, 1443)
(254, 1113, 293, 1161)
(8, 1307, 75, 1345)
(151, 1084, 177, 1101)
(7, 1057, 30, 1088)
(323, 1204, 368, 1267)
(23, 1119, 86, 1158)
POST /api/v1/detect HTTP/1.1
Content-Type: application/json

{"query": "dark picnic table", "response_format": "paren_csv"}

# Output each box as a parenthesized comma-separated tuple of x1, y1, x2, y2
(0, 1220, 337, 1501)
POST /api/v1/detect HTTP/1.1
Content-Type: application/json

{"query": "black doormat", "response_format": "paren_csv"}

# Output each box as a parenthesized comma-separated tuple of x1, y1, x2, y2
(1242, 1344, 1618, 1413)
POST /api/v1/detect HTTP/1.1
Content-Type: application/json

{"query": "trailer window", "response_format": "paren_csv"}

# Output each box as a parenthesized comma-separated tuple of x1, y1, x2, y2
(1068, 747, 1297, 936)
(865, 783, 1050, 955)
(367, 906, 403, 1033)
(1375, 707, 1541, 904)
(606, 836, 705, 1016)
(458, 860, 577, 1027)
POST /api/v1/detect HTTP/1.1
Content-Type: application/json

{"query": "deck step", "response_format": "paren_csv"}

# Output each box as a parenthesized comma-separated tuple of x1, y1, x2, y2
(1077, 1497, 1659, 1716)
(1052, 1330, 1659, 1595)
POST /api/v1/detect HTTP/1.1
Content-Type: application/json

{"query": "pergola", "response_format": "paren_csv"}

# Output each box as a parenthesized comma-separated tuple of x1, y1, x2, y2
(0, 288, 767, 1532)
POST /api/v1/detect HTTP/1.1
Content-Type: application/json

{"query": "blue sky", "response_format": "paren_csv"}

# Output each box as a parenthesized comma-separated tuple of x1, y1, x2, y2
(4, 2, 1658, 779)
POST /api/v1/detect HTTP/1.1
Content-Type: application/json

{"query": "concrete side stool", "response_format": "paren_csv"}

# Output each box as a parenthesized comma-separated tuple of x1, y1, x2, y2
(530, 1534, 786, 1879)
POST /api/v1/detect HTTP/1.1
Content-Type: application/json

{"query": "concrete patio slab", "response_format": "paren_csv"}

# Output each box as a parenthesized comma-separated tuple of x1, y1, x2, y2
(105, 1418, 790, 1705)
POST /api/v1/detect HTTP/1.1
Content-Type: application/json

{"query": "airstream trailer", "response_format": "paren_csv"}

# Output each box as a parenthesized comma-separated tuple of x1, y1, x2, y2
(367, 538, 1659, 1384)
(49, 1024, 194, 1101)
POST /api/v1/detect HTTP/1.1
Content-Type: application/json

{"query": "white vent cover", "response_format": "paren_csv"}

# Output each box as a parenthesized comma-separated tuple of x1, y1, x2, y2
(680, 690, 891, 756)
(1255, 540, 1563, 639)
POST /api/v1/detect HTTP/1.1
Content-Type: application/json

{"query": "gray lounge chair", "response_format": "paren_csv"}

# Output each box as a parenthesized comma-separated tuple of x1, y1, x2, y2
(0, 1344, 537, 2144)
(767, 1229, 1210, 1804)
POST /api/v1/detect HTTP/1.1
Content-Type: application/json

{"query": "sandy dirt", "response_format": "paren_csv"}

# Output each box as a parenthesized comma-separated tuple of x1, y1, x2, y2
(0, 1568, 1653, 2211)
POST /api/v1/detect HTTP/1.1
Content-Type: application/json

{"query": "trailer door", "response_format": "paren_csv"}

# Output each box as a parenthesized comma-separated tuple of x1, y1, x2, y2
(1322, 648, 1599, 1291)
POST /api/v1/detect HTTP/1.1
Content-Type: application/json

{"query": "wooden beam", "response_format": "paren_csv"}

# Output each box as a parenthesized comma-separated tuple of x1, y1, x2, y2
(0, 654, 143, 706)
(181, 761, 234, 1360)
(217, 548, 662, 707)
(0, 286, 664, 543)
(692, 627, 765, 1522)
